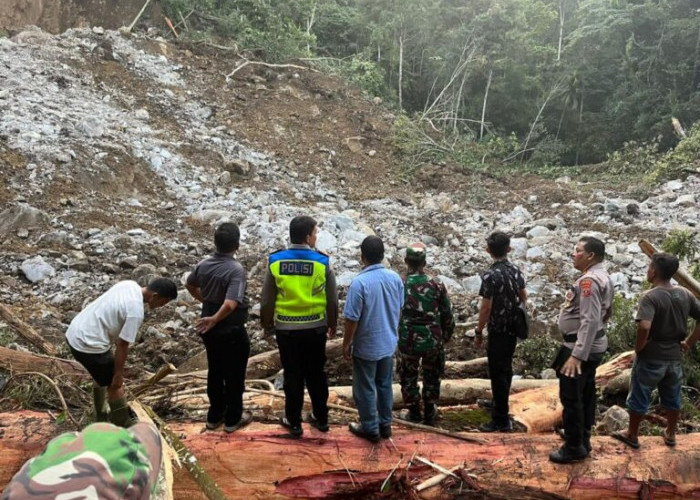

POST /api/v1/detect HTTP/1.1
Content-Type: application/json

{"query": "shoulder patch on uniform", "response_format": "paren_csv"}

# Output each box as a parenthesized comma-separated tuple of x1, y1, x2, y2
(580, 278, 593, 297)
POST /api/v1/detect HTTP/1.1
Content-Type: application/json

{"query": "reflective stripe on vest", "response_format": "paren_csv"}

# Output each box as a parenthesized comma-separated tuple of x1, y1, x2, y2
(269, 248, 328, 325)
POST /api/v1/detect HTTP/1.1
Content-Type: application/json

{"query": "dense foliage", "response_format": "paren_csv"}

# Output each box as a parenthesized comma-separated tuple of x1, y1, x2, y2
(162, 0, 699, 168)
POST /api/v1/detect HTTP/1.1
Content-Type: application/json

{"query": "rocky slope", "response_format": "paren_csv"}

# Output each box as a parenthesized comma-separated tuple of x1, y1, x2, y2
(0, 27, 698, 379)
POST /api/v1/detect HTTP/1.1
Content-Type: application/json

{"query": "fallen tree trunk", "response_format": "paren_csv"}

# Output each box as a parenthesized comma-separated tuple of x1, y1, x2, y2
(2, 412, 698, 499)
(510, 351, 635, 432)
(0, 345, 87, 379)
(640, 239, 700, 298)
(443, 357, 488, 378)
(178, 338, 344, 377)
(0, 304, 57, 355)
(330, 379, 556, 408)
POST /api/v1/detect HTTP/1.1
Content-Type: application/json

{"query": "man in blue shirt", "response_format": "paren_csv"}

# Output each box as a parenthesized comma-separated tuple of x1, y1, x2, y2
(343, 236, 404, 442)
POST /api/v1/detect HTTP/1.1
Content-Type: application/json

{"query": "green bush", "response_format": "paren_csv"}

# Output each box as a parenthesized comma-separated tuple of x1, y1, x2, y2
(516, 334, 560, 377)
(649, 122, 700, 182)
(339, 56, 387, 98)
(662, 229, 697, 263)
(604, 293, 638, 358)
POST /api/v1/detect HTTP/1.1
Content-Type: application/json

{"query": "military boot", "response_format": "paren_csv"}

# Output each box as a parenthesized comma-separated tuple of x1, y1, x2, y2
(407, 403, 422, 423)
(109, 397, 138, 428)
(423, 403, 437, 426)
(93, 386, 109, 422)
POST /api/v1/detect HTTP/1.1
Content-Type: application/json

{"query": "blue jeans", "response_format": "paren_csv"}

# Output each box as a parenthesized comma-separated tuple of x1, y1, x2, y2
(627, 357, 682, 414)
(352, 356, 394, 435)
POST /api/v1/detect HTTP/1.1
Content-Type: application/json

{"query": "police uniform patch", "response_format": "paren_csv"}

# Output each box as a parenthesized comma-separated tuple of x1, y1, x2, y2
(580, 278, 593, 297)
(563, 288, 575, 309)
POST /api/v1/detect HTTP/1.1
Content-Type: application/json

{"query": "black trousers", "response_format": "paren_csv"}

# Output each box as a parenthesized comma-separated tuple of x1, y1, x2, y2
(486, 332, 517, 426)
(276, 328, 329, 426)
(202, 326, 250, 426)
(559, 351, 603, 448)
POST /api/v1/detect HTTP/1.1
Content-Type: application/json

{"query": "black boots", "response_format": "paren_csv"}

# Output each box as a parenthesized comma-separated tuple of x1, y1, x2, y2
(423, 403, 437, 426)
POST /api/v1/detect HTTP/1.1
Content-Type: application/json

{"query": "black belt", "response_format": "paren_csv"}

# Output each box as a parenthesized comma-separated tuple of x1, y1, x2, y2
(563, 330, 605, 343)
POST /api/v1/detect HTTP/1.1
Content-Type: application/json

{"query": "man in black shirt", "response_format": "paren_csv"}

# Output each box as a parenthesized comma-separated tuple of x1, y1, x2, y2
(186, 222, 252, 433)
(475, 231, 527, 432)
(612, 252, 700, 449)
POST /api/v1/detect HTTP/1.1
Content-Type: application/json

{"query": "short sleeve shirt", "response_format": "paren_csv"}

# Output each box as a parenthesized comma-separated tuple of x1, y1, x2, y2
(66, 281, 144, 354)
(478, 260, 525, 335)
(636, 286, 700, 360)
(187, 253, 249, 308)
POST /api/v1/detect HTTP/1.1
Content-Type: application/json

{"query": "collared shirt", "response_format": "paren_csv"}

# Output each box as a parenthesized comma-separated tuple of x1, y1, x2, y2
(344, 264, 404, 361)
(478, 259, 526, 335)
(260, 244, 338, 331)
(558, 262, 613, 360)
(186, 253, 249, 307)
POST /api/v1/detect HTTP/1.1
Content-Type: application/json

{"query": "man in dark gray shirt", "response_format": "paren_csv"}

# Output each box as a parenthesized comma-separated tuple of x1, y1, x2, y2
(612, 252, 700, 449)
(186, 222, 252, 433)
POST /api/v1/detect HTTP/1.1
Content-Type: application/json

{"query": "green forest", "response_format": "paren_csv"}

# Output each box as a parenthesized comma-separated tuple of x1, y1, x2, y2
(163, 0, 700, 172)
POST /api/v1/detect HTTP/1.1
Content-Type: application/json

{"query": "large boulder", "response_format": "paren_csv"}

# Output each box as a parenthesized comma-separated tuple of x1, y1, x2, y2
(20, 256, 56, 283)
(0, 204, 48, 237)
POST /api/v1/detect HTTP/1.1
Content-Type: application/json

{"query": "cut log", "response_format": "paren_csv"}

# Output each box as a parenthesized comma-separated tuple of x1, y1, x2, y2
(443, 357, 488, 378)
(2, 412, 698, 499)
(330, 379, 556, 408)
(178, 338, 344, 377)
(0, 304, 57, 355)
(510, 351, 635, 432)
(639, 239, 700, 298)
(0, 345, 87, 379)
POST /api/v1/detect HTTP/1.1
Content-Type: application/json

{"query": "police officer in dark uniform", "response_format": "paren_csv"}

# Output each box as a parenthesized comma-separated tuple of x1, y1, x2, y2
(549, 236, 613, 463)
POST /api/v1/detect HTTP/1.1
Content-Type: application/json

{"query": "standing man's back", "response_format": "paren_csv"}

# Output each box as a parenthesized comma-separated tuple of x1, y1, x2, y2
(343, 236, 404, 442)
(261, 215, 338, 437)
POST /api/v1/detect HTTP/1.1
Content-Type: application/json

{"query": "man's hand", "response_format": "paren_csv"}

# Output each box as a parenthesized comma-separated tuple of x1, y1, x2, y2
(195, 317, 217, 335)
(110, 373, 124, 392)
(474, 335, 483, 349)
(681, 340, 690, 353)
(559, 356, 582, 378)
(327, 326, 336, 339)
(343, 344, 352, 361)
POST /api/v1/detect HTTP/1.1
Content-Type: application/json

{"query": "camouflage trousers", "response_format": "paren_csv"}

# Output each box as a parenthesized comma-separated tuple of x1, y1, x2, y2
(397, 347, 446, 406)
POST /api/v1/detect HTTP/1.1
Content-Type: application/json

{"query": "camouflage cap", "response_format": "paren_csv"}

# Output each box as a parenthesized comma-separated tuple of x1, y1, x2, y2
(406, 242, 427, 258)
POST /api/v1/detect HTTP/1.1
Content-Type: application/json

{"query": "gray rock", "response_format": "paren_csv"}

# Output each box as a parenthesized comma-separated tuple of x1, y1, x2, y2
(540, 368, 557, 380)
(510, 238, 528, 258)
(526, 225, 550, 238)
(595, 405, 629, 434)
(664, 180, 683, 191)
(135, 108, 150, 120)
(437, 275, 464, 293)
(132, 263, 158, 285)
(21, 256, 56, 282)
(610, 272, 629, 291)
(462, 275, 482, 294)
(315, 230, 337, 252)
(674, 194, 696, 207)
(76, 116, 105, 137)
(337, 271, 358, 287)
(509, 205, 532, 220)
(526, 247, 545, 260)
(330, 214, 354, 232)
(0, 204, 48, 237)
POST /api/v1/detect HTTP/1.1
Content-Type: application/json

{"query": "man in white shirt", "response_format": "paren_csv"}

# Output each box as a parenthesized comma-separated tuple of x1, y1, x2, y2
(66, 278, 177, 427)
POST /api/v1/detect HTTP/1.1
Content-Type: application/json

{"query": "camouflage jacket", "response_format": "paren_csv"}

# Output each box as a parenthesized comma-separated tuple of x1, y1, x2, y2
(2, 422, 162, 500)
(399, 273, 455, 353)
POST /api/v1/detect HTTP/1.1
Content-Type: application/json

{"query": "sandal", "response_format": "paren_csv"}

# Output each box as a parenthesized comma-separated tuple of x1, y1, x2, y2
(663, 431, 676, 447)
(611, 431, 640, 449)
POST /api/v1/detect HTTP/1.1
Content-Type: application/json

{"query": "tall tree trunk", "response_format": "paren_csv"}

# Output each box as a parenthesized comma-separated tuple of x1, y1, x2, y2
(398, 33, 404, 111)
(521, 81, 561, 161)
(693, 23, 700, 91)
(305, 2, 316, 53)
(480, 69, 493, 140)
(557, 0, 565, 62)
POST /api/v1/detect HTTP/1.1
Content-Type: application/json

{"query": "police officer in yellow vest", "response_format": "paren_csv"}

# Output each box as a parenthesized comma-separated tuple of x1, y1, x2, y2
(261, 215, 338, 437)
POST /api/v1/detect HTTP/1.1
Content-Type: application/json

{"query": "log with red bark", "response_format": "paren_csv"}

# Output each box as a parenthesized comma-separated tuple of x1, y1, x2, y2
(3, 411, 697, 499)
(510, 351, 635, 432)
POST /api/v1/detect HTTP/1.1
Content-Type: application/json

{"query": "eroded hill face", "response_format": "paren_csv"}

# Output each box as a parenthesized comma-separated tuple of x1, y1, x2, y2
(0, 0, 151, 33)
(0, 27, 698, 377)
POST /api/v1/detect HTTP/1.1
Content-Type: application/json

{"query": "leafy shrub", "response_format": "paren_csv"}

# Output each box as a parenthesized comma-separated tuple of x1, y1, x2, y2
(603, 294, 638, 359)
(339, 56, 387, 98)
(662, 229, 697, 263)
(649, 122, 700, 182)
(516, 334, 560, 377)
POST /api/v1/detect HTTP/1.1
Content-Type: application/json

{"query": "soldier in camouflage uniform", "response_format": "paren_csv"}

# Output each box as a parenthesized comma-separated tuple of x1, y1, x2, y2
(397, 243, 455, 425)
(2, 422, 162, 500)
